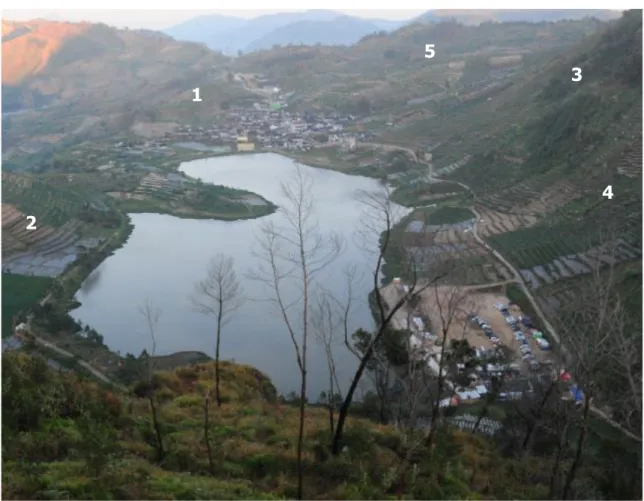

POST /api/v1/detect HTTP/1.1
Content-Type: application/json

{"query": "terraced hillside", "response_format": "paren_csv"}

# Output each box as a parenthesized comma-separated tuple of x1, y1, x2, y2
(384, 12, 642, 292)
(1, 173, 107, 277)
(234, 17, 607, 113)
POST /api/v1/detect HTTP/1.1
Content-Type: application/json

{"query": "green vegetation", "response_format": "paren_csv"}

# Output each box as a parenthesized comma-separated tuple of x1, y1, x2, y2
(1, 274, 53, 335)
(3, 348, 640, 500)
(2, 173, 90, 228)
(391, 181, 468, 207)
(422, 206, 475, 225)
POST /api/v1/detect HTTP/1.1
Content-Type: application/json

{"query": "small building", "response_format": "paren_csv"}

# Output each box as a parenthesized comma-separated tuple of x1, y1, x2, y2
(237, 142, 256, 152)
(412, 317, 425, 331)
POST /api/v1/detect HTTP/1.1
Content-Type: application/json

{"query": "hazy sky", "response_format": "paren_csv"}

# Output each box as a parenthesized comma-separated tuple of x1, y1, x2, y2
(4, 9, 427, 30)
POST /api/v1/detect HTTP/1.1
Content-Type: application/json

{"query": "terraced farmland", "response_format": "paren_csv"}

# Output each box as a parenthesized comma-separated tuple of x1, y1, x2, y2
(475, 206, 537, 238)
(1, 173, 110, 277)
(2, 172, 87, 228)
(616, 143, 643, 179)
(487, 189, 641, 290)
(402, 220, 514, 286)
(2, 202, 95, 277)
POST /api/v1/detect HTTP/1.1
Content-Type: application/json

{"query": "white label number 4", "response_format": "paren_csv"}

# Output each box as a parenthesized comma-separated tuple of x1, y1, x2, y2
(602, 185, 613, 200)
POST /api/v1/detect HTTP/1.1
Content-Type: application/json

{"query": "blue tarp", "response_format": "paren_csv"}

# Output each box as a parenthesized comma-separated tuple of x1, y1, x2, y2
(571, 385, 584, 402)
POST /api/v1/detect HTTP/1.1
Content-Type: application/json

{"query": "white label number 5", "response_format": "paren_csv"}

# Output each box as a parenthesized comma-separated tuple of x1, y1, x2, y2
(572, 67, 582, 82)
(425, 44, 435, 59)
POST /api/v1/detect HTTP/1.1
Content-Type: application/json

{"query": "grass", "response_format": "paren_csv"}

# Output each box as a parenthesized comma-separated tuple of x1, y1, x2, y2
(1, 354, 461, 500)
(2, 274, 53, 336)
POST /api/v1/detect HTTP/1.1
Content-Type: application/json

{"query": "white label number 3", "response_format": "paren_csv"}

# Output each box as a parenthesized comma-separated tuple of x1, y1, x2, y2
(572, 67, 582, 82)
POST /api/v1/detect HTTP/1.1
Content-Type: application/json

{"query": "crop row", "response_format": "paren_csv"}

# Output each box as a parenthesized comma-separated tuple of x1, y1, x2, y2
(3, 176, 87, 228)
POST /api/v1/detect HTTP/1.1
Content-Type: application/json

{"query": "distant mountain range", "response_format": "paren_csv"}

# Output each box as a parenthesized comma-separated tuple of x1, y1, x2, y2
(163, 9, 622, 55)
(163, 10, 406, 55)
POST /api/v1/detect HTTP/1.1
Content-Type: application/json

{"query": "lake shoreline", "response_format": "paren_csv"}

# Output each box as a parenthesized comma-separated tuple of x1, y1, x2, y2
(20, 151, 392, 394)
(67, 152, 393, 395)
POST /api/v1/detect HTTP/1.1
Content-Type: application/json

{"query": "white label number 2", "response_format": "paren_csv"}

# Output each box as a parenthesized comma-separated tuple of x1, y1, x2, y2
(26, 215, 37, 230)
(572, 67, 582, 82)
(602, 185, 613, 200)
(192, 87, 202, 102)
(425, 44, 435, 59)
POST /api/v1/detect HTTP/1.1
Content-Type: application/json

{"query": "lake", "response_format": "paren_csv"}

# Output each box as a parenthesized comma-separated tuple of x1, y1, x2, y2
(71, 153, 408, 396)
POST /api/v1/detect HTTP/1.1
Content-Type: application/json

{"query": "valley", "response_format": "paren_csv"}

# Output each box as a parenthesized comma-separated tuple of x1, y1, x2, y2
(1, 9, 642, 501)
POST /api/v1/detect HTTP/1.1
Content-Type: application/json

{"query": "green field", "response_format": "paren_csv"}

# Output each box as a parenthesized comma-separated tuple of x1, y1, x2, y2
(391, 181, 468, 207)
(2, 274, 53, 336)
(2, 173, 89, 228)
(421, 206, 475, 225)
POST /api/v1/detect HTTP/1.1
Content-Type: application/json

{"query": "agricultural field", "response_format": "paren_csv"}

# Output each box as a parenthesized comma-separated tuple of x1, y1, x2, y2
(487, 184, 642, 291)
(1, 274, 53, 335)
(2, 173, 87, 228)
(393, 206, 514, 286)
(391, 180, 468, 207)
(475, 206, 537, 238)
(1, 172, 117, 277)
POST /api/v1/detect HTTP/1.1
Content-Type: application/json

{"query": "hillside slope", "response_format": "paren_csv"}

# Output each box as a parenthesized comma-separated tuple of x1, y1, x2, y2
(2, 20, 250, 149)
(2, 351, 639, 500)
(233, 17, 608, 113)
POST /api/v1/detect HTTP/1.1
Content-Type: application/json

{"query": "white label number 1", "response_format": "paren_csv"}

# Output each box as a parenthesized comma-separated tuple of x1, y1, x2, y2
(192, 87, 202, 102)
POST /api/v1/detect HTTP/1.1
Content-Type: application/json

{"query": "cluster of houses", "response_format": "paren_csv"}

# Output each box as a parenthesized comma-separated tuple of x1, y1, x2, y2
(163, 105, 375, 153)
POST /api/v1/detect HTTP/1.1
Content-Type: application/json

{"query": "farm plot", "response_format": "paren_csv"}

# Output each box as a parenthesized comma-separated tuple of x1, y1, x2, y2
(475, 206, 537, 238)
(514, 181, 584, 215)
(392, 181, 467, 206)
(516, 238, 641, 290)
(616, 143, 642, 179)
(2, 173, 87, 228)
(3, 220, 86, 277)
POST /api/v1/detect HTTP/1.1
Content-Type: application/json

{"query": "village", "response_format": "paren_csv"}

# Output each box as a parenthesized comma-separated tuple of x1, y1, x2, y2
(109, 101, 375, 162)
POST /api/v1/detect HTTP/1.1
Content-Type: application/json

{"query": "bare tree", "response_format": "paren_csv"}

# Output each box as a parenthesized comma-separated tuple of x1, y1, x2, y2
(190, 253, 244, 407)
(190, 253, 243, 475)
(548, 235, 642, 498)
(248, 165, 342, 499)
(311, 289, 345, 436)
(138, 299, 165, 463)
(331, 186, 446, 455)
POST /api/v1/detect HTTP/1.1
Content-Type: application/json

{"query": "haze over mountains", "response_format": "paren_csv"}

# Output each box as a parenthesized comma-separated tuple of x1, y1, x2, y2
(163, 9, 622, 54)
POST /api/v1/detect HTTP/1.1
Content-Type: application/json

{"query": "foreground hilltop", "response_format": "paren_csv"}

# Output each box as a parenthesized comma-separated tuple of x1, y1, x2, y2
(2, 351, 640, 500)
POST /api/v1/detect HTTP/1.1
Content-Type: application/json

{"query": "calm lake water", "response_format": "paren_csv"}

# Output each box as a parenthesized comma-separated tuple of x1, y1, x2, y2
(71, 153, 408, 396)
